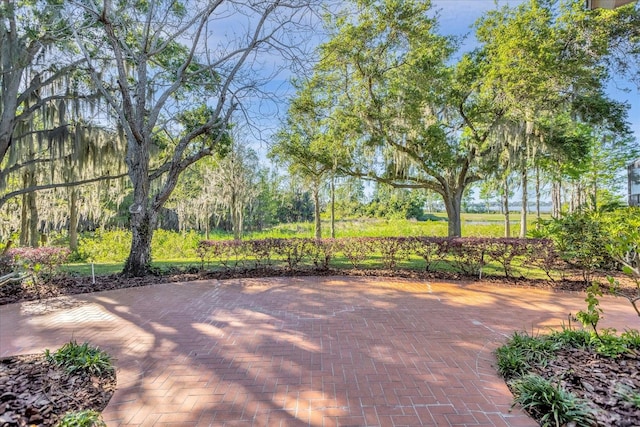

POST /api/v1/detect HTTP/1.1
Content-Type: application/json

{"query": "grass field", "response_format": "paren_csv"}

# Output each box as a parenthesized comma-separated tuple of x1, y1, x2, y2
(249, 212, 547, 239)
(62, 213, 550, 276)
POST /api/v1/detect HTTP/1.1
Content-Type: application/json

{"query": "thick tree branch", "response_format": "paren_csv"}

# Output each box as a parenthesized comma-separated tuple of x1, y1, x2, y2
(0, 173, 128, 209)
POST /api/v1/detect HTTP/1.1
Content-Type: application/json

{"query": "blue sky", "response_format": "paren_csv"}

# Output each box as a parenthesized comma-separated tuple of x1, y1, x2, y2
(249, 0, 639, 167)
(431, 0, 639, 140)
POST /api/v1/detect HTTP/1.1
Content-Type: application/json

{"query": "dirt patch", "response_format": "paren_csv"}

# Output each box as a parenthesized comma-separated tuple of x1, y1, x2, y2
(0, 354, 116, 426)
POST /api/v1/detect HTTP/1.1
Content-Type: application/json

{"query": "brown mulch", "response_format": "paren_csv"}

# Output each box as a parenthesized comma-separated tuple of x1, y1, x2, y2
(0, 267, 638, 426)
(528, 348, 640, 426)
(1, 266, 637, 306)
(0, 354, 116, 426)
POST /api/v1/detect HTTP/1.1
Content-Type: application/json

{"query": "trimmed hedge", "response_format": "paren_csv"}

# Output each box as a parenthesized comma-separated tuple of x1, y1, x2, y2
(197, 236, 557, 279)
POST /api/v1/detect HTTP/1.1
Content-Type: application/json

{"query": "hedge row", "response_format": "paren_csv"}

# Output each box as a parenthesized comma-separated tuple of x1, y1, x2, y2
(1, 247, 71, 284)
(197, 237, 562, 279)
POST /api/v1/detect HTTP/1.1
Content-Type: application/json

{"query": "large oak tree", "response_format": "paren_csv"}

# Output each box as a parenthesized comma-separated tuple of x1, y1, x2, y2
(296, 0, 504, 237)
(71, 0, 317, 276)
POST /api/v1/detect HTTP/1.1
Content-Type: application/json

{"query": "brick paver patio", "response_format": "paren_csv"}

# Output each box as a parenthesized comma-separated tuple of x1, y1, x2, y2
(1, 276, 637, 426)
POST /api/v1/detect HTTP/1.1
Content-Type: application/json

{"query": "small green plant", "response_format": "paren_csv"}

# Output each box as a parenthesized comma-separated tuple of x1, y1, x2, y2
(589, 328, 630, 357)
(547, 325, 591, 349)
(45, 341, 113, 375)
(495, 331, 560, 379)
(620, 329, 640, 348)
(56, 409, 106, 427)
(509, 374, 595, 427)
(576, 283, 604, 338)
(616, 384, 640, 409)
(602, 208, 640, 319)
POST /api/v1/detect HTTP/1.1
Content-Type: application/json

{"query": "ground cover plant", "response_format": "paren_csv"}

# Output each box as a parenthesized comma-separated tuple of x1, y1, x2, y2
(496, 328, 640, 426)
(0, 341, 115, 426)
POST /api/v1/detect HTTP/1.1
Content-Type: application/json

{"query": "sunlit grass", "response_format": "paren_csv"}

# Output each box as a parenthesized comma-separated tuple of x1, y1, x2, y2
(62, 214, 551, 277)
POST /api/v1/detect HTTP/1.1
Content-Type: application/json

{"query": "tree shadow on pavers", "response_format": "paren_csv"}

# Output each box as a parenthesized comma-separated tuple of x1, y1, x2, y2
(12, 276, 636, 425)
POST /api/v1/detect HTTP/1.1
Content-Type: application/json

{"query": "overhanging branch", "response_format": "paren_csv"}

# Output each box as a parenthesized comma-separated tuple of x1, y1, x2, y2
(0, 173, 128, 209)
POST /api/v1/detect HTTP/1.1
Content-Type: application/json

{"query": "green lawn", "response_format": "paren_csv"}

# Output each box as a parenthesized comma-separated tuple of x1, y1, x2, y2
(61, 213, 551, 277)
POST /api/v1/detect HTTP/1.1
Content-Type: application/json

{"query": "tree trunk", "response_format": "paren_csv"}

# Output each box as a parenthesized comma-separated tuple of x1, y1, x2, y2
(502, 177, 511, 238)
(442, 188, 463, 237)
(552, 180, 561, 218)
(535, 165, 541, 223)
(69, 188, 79, 252)
(520, 166, 528, 238)
(0, 33, 21, 165)
(330, 176, 335, 238)
(122, 139, 153, 277)
(569, 181, 578, 213)
(123, 210, 156, 277)
(205, 206, 210, 240)
(231, 191, 243, 241)
(20, 192, 29, 247)
(28, 190, 39, 248)
(313, 184, 321, 239)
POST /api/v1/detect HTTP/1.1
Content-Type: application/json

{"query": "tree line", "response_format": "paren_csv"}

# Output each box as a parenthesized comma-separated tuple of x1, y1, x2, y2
(1, 0, 638, 276)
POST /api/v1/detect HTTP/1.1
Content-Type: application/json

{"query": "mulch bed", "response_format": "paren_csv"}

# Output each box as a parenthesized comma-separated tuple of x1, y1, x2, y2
(0, 354, 116, 426)
(1, 266, 636, 306)
(527, 347, 640, 426)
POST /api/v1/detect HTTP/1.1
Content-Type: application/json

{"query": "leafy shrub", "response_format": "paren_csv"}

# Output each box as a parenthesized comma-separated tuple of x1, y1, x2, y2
(308, 239, 336, 270)
(376, 237, 413, 269)
(525, 239, 562, 281)
(601, 208, 640, 319)
(45, 341, 113, 375)
(272, 238, 310, 270)
(247, 238, 278, 267)
(336, 238, 375, 269)
(6, 246, 70, 275)
(440, 238, 486, 276)
(411, 237, 446, 272)
(56, 409, 106, 427)
(509, 374, 595, 427)
(620, 329, 640, 348)
(534, 211, 615, 283)
(484, 238, 529, 279)
(590, 328, 631, 358)
(5, 247, 71, 290)
(217, 240, 247, 269)
(77, 229, 130, 263)
(151, 229, 200, 260)
(195, 236, 566, 279)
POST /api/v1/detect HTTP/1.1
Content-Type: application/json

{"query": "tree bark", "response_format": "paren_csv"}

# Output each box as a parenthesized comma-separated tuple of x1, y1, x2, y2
(28, 189, 38, 248)
(552, 180, 561, 218)
(443, 187, 463, 237)
(330, 176, 335, 238)
(69, 188, 79, 252)
(502, 177, 511, 238)
(535, 165, 541, 223)
(20, 192, 29, 247)
(313, 183, 321, 239)
(123, 210, 156, 277)
(122, 138, 153, 276)
(520, 165, 528, 238)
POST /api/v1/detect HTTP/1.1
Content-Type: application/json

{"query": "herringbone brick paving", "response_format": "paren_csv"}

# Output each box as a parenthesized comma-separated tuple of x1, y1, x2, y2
(1, 276, 637, 426)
